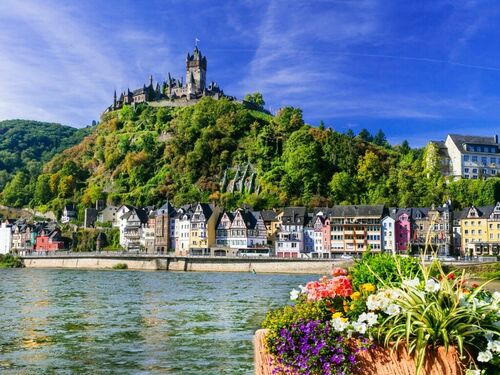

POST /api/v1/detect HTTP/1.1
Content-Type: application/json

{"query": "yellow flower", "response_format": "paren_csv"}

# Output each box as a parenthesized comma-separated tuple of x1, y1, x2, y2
(350, 291, 361, 301)
(361, 283, 376, 293)
(332, 312, 343, 319)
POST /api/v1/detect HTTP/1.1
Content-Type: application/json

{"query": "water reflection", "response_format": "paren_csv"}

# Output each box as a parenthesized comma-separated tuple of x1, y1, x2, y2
(0, 269, 317, 374)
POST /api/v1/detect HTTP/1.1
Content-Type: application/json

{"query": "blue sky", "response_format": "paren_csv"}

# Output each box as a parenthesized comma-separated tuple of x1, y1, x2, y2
(1, 0, 500, 146)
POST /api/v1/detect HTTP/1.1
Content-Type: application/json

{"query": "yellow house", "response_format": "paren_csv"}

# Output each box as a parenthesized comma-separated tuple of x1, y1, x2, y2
(261, 209, 282, 240)
(461, 202, 500, 256)
(189, 203, 221, 255)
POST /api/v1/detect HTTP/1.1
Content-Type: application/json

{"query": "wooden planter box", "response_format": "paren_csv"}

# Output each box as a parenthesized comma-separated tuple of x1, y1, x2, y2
(254, 329, 467, 375)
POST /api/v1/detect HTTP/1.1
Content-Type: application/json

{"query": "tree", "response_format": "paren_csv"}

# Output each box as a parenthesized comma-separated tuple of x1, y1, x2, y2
(329, 172, 357, 204)
(34, 174, 53, 205)
(244, 92, 265, 109)
(357, 128, 373, 142)
(373, 129, 389, 148)
(281, 128, 322, 202)
(1, 171, 31, 207)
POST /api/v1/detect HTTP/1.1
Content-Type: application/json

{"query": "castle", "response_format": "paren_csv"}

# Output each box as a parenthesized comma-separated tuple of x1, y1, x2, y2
(106, 47, 230, 112)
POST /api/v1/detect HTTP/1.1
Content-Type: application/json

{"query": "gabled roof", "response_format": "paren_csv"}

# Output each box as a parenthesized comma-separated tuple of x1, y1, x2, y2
(197, 203, 213, 219)
(156, 201, 176, 216)
(239, 209, 258, 229)
(465, 206, 495, 218)
(281, 207, 307, 225)
(260, 209, 278, 222)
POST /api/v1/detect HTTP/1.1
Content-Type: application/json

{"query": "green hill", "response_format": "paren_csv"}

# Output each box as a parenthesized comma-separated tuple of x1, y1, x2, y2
(1, 98, 498, 214)
(0, 120, 93, 193)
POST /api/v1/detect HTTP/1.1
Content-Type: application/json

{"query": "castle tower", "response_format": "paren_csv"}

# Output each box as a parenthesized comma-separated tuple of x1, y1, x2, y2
(186, 46, 207, 95)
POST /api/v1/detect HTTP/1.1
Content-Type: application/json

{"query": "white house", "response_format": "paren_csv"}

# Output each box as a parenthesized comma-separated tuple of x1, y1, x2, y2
(175, 207, 192, 256)
(275, 207, 306, 258)
(0, 222, 13, 254)
(382, 212, 396, 254)
(443, 134, 499, 180)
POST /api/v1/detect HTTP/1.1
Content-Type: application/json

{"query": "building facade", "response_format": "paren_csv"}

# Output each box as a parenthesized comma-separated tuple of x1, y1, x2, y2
(329, 205, 384, 255)
(439, 134, 499, 180)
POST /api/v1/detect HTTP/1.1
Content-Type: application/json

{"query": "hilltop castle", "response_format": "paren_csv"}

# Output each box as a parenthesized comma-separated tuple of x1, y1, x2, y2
(105, 47, 230, 112)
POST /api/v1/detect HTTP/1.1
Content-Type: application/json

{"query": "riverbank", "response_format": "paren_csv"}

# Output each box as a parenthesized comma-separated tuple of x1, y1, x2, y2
(21, 254, 347, 274)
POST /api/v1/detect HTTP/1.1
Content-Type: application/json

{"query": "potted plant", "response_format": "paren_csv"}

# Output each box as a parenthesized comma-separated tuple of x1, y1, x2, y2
(255, 255, 500, 375)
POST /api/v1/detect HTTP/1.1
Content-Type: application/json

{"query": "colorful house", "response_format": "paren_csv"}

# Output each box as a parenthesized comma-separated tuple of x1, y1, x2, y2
(35, 228, 64, 252)
(460, 203, 500, 256)
(189, 203, 221, 255)
(275, 207, 307, 258)
(328, 205, 384, 255)
(395, 209, 412, 253)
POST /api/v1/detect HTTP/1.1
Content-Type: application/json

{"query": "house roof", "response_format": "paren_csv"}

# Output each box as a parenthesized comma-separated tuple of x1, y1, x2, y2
(156, 201, 176, 216)
(448, 134, 499, 154)
(329, 205, 385, 218)
(465, 206, 495, 218)
(198, 203, 214, 219)
(281, 207, 307, 225)
(239, 209, 258, 229)
(260, 209, 278, 222)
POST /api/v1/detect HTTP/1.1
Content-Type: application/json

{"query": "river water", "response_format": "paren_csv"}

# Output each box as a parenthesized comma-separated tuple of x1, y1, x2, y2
(0, 269, 317, 374)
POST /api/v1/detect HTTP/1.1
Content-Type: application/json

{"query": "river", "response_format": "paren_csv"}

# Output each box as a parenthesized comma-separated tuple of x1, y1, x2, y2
(0, 269, 317, 374)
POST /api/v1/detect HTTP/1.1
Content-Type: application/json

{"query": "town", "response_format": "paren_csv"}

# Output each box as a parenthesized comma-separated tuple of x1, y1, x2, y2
(0, 131, 499, 260)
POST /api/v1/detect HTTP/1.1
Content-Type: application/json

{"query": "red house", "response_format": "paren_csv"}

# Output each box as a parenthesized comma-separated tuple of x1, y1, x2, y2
(35, 228, 65, 252)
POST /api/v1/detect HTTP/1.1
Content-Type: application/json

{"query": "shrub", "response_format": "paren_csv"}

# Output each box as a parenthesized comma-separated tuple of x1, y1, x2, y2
(349, 252, 421, 288)
(112, 263, 128, 270)
(0, 254, 23, 268)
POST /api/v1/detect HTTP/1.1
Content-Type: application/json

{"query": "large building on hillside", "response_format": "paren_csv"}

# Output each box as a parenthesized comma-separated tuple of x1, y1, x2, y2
(105, 47, 229, 112)
(433, 134, 499, 180)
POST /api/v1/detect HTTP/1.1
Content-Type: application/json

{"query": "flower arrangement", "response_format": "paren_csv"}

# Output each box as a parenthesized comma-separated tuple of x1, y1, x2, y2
(262, 268, 378, 375)
(260, 254, 500, 375)
(370, 261, 500, 374)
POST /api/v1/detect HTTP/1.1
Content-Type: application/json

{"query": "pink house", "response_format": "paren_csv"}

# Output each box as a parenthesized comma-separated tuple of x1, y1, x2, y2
(322, 217, 331, 253)
(395, 210, 412, 252)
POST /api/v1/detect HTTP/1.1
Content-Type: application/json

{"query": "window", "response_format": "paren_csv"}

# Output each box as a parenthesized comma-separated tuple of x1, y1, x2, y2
(464, 155, 469, 162)
(492, 170, 497, 175)
(464, 175, 469, 179)
(464, 168, 469, 173)
(482, 157, 487, 164)
(472, 168, 478, 173)
(491, 157, 497, 164)
(472, 156, 478, 162)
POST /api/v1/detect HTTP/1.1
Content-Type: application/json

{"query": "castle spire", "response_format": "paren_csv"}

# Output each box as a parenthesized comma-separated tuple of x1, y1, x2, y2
(149, 74, 153, 87)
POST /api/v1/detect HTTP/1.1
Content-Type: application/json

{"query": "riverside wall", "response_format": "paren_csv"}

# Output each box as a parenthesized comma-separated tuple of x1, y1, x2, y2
(22, 255, 346, 274)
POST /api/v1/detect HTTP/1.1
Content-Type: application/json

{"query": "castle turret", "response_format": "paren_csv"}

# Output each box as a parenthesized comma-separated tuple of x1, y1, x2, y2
(186, 46, 207, 95)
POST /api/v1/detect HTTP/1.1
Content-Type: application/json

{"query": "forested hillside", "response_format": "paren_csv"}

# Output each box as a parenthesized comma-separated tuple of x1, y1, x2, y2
(1, 98, 498, 215)
(0, 120, 93, 196)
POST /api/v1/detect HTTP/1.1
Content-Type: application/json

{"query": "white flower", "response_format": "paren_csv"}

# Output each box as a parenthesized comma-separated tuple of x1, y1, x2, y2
(403, 277, 420, 288)
(298, 284, 308, 293)
(384, 304, 401, 316)
(358, 312, 378, 327)
(365, 312, 379, 326)
(352, 321, 367, 335)
(331, 317, 348, 332)
(425, 279, 441, 293)
(477, 350, 493, 363)
(465, 369, 481, 375)
(290, 288, 300, 300)
(366, 295, 380, 311)
(487, 340, 500, 353)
